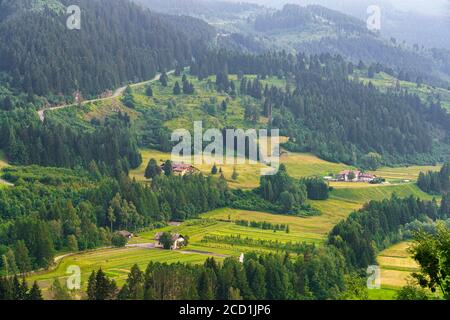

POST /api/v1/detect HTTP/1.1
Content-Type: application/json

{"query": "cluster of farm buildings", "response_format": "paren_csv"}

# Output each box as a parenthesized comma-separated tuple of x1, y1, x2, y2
(325, 170, 377, 183)
(166, 163, 197, 175)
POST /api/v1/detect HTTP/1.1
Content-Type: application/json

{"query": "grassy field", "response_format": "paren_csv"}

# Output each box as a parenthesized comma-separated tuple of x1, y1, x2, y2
(374, 241, 445, 300)
(368, 165, 441, 183)
(131, 73, 272, 132)
(377, 242, 419, 290)
(28, 246, 221, 299)
(131, 149, 357, 189)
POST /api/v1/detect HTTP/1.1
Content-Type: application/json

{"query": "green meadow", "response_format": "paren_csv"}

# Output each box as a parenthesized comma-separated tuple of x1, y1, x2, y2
(28, 246, 219, 299)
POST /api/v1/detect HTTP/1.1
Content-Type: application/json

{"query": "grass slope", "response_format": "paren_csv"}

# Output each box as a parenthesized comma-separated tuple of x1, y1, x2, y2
(28, 246, 221, 299)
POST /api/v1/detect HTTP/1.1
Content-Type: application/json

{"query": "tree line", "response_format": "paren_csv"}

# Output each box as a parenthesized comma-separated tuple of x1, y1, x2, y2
(86, 250, 364, 300)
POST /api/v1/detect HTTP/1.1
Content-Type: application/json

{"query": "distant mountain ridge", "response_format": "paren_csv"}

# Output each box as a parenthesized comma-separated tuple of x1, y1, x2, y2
(132, 0, 450, 88)
(133, 0, 264, 18)
(249, 4, 450, 87)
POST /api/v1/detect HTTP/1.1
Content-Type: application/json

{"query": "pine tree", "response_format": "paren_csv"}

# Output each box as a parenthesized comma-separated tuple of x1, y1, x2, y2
(175, 65, 183, 77)
(87, 269, 117, 300)
(87, 271, 97, 300)
(50, 279, 72, 300)
(144, 158, 162, 179)
(13, 240, 32, 274)
(163, 160, 173, 176)
(106, 206, 115, 232)
(173, 81, 181, 95)
(198, 269, 216, 300)
(160, 72, 168, 87)
(231, 167, 238, 181)
(145, 85, 153, 97)
(27, 282, 43, 300)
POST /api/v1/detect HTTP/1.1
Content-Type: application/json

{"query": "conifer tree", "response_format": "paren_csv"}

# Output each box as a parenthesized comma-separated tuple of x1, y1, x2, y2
(173, 81, 181, 95)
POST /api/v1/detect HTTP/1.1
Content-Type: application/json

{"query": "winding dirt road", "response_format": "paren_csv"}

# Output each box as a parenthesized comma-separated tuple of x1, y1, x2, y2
(38, 70, 174, 122)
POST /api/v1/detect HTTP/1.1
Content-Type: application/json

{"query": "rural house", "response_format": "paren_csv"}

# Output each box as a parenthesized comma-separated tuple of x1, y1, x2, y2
(154, 232, 186, 250)
(161, 163, 197, 176)
(336, 170, 376, 182)
(117, 230, 133, 239)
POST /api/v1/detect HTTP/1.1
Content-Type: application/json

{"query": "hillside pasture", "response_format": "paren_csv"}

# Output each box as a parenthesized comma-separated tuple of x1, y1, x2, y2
(355, 71, 450, 112)
(368, 165, 441, 182)
(377, 242, 418, 290)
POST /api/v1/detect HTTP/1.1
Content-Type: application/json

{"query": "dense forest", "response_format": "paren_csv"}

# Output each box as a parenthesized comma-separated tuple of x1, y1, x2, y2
(328, 194, 448, 269)
(0, 111, 142, 171)
(0, 0, 449, 302)
(0, 0, 212, 98)
(417, 162, 450, 195)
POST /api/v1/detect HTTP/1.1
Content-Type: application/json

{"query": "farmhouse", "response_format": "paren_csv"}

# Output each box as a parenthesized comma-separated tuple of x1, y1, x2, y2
(161, 163, 197, 176)
(154, 232, 186, 250)
(117, 230, 133, 239)
(336, 170, 376, 182)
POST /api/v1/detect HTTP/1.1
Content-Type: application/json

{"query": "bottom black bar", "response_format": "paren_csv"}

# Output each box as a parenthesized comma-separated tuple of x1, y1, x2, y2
(1, 300, 447, 319)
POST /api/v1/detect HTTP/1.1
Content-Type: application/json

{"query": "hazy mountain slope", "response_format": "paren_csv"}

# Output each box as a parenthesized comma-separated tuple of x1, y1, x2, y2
(132, 1, 450, 87)
(245, 4, 450, 87)
(133, 0, 264, 18)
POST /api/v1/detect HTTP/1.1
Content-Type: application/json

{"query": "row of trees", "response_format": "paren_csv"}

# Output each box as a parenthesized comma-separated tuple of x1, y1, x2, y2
(0, 276, 42, 300)
(88, 250, 365, 300)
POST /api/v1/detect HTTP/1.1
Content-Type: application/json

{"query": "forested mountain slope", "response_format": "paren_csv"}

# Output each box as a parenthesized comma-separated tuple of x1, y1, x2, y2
(0, 0, 214, 98)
